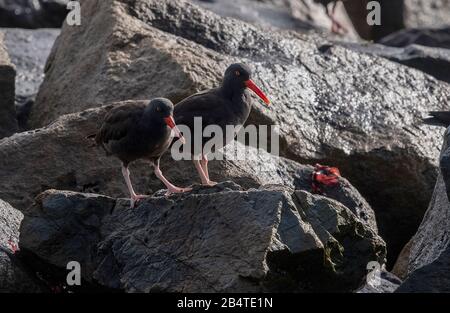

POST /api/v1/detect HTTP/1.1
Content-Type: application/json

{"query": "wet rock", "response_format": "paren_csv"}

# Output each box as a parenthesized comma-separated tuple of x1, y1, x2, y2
(0, 101, 378, 237)
(0, 198, 44, 292)
(340, 42, 450, 84)
(30, 0, 449, 266)
(1, 28, 60, 130)
(19, 184, 385, 292)
(379, 27, 450, 50)
(0, 0, 69, 29)
(404, 0, 450, 30)
(0, 31, 17, 138)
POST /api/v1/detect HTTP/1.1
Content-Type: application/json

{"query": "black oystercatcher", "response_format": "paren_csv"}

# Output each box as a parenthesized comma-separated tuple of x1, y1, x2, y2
(95, 99, 189, 207)
(174, 63, 270, 186)
(423, 111, 450, 128)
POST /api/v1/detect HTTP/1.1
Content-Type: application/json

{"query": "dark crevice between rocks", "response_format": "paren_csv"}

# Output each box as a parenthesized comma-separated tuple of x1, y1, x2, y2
(16, 248, 122, 293)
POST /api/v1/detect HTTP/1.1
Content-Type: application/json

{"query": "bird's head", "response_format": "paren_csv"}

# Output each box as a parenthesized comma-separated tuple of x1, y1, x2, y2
(150, 98, 185, 144)
(223, 63, 270, 105)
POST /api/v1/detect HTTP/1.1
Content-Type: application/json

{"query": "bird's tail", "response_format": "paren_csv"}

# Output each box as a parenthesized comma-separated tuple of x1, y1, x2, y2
(422, 111, 450, 128)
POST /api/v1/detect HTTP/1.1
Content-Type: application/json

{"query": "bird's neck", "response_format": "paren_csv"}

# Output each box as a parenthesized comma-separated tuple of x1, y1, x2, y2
(220, 84, 247, 105)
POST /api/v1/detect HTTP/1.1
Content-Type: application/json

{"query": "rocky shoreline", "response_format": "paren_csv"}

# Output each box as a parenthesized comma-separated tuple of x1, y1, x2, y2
(0, 0, 449, 293)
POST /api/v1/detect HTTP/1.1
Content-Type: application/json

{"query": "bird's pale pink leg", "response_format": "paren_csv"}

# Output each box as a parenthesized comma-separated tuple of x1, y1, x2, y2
(154, 160, 191, 196)
(121, 165, 147, 208)
(200, 154, 217, 185)
(327, 1, 348, 35)
(194, 159, 217, 187)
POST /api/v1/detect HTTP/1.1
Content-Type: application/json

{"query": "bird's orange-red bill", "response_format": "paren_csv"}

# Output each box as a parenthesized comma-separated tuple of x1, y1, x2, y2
(164, 116, 186, 144)
(245, 79, 270, 105)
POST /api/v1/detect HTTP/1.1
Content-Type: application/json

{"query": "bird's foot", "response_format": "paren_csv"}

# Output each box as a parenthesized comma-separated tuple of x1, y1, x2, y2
(202, 181, 218, 187)
(164, 186, 192, 196)
(130, 194, 148, 208)
(331, 19, 348, 35)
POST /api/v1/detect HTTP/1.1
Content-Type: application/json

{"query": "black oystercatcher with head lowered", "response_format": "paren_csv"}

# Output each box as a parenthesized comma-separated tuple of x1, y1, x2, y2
(95, 98, 190, 208)
(174, 63, 270, 186)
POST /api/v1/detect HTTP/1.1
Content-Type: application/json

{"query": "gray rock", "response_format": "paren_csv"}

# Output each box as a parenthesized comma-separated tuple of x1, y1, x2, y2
(0, 31, 18, 138)
(394, 126, 450, 279)
(379, 27, 450, 50)
(340, 42, 450, 84)
(0, 101, 378, 237)
(0, 0, 69, 28)
(295, 191, 386, 289)
(404, 0, 450, 30)
(356, 270, 402, 293)
(19, 184, 385, 292)
(0, 198, 43, 292)
(30, 0, 450, 266)
(396, 246, 450, 292)
(1, 28, 60, 129)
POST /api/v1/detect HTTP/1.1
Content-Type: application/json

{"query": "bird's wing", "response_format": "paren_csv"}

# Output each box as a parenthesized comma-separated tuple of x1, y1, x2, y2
(96, 103, 145, 144)
(423, 111, 450, 128)
(174, 89, 227, 126)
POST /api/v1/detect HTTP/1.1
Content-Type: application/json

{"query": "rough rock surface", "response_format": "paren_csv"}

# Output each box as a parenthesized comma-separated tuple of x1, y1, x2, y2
(0, 0, 69, 28)
(0, 199, 43, 292)
(0, 31, 17, 138)
(0, 101, 378, 235)
(30, 0, 450, 266)
(19, 184, 386, 292)
(393, 127, 450, 282)
(356, 270, 402, 293)
(404, 0, 450, 30)
(379, 27, 450, 50)
(1, 28, 60, 129)
(396, 246, 450, 292)
(340, 42, 450, 84)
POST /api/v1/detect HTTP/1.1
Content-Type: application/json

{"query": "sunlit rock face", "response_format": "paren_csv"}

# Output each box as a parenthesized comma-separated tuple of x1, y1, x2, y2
(28, 0, 450, 266)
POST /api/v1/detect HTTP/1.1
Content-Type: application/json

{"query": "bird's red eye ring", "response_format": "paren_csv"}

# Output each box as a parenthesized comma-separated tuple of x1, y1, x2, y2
(235, 71, 240, 76)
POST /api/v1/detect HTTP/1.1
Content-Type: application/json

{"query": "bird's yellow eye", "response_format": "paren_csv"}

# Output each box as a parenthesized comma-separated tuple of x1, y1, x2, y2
(235, 71, 240, 76)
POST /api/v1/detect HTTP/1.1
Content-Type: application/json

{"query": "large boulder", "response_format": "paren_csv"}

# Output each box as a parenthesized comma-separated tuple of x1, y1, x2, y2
(19, 184, 386, 292)
(30, 0, 450, 266)
(0, 31, 17, 138)
(0, 198, 43, 292)
(393, 127, 450, 284)
(396, 246, 450, 292)
(1, 28, 60, 130)
(0, 0, 69, 28)
(0, 101, 378, 235)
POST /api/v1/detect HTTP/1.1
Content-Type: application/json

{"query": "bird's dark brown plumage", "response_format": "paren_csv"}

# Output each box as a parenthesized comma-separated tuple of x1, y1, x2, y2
(95, 98, 189, 207)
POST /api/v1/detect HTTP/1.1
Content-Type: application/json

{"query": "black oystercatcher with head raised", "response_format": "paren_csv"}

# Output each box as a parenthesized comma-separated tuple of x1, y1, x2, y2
(95, 98, 189, 207)
(174, 63, 270, 186)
